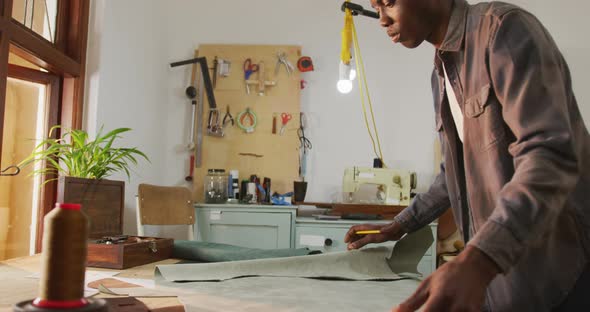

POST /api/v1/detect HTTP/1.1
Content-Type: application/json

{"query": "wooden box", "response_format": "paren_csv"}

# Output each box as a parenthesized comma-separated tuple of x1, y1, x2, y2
(87, 236, 174, 269)
(58, 176, 124, 238)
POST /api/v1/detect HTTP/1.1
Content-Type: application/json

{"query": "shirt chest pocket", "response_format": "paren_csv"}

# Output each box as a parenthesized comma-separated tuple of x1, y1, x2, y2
(464, 84, 506, 150)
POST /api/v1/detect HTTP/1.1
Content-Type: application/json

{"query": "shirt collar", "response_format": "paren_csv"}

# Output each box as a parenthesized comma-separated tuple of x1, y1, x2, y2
(438, 0, 468, 52)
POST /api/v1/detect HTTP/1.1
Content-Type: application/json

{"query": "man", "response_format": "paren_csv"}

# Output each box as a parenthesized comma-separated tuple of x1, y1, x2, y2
(344, 0, 590, 311)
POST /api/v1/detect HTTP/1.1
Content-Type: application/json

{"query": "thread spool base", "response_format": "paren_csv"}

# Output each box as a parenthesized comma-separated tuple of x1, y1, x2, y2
(14, 299, 108, 312)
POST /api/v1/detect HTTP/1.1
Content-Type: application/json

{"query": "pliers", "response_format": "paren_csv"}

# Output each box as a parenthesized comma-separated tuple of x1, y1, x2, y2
(275, 52, 295, 76)
(223, 106, 235, 127)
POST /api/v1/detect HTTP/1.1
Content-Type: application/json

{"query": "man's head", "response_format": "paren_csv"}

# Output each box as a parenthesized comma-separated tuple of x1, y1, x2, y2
(370, 0, 453, 49)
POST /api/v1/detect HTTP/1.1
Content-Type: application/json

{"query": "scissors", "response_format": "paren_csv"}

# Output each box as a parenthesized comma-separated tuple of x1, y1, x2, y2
(298, 113, 312, 152)
(243, 58, 259, 80)
(280, 113, 292, 136)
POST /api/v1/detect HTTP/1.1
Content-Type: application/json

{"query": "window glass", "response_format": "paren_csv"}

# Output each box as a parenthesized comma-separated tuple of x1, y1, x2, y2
(12, 0, 58, 43)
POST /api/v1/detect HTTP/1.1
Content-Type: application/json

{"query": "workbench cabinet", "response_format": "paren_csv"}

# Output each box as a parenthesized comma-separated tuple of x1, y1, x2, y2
(295, 218, 438, 276)
(194, 204, 297, 249)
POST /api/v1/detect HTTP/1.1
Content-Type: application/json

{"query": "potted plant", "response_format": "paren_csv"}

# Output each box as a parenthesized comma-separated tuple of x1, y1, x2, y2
(19, 126, 149, 238)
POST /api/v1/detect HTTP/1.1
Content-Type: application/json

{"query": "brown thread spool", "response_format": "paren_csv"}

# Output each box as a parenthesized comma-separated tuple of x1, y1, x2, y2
(14, 203, 107, 312)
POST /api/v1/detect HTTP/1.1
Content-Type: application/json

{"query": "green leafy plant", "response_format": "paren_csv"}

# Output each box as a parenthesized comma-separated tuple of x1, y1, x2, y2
(19, 125, 149, 181)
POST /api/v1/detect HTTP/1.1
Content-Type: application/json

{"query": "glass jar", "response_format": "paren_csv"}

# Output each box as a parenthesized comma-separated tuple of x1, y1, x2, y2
(204, 169, 228, 203)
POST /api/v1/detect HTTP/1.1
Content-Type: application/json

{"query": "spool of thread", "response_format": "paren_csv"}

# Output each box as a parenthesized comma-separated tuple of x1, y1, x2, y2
(14, 203, 107, 312)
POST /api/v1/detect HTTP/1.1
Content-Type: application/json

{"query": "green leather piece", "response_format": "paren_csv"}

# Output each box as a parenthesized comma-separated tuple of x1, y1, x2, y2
(172, 240, 316, 262)
(160, 246, 405, 282)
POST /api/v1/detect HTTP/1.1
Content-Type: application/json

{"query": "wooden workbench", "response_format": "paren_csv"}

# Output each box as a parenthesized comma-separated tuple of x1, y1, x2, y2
(0, 254, 184, 312)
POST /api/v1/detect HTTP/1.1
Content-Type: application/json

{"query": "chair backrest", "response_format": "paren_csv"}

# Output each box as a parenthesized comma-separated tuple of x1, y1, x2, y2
(137, 184, 194, 226)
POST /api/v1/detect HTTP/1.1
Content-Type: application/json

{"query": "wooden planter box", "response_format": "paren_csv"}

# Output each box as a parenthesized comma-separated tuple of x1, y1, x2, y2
(57, 176, 124, 238)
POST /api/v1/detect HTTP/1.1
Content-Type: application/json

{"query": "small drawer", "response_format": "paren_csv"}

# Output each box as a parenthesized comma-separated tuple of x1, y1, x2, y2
(296, 225, 433, 256)
(296, 226, 350, 253)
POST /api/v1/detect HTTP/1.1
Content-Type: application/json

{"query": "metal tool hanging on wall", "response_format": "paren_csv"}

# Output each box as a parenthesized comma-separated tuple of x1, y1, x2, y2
(184, 86, 197, 181)
(212, 57, 231, 89)
(245, 60, 276, 96)
(171, 56, 222, 167)
(171, 56, 223, 137)
(223, 106, 235, 129)
(275, 52, 295, 76)
(0, 165, 20, 176)
(185, 86, 198, 150)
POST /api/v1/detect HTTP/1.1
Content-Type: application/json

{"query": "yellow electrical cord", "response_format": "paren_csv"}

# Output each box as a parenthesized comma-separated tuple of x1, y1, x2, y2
(341, 0, 353, 65)
(350, 15, 386, 166)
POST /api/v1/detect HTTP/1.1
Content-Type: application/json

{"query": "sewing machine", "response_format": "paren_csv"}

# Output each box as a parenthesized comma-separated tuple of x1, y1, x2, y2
(342, 167, 417, 206)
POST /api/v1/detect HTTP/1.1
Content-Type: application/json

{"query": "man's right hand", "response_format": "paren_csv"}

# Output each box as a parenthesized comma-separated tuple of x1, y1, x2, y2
(344, 221, 406, 250)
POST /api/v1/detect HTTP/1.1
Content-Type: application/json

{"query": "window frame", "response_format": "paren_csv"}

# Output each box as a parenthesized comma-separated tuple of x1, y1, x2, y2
(0, 0, 89, 252)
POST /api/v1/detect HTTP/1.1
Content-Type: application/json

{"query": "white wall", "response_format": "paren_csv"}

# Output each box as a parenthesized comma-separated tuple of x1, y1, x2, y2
(85, 0, 590, 234)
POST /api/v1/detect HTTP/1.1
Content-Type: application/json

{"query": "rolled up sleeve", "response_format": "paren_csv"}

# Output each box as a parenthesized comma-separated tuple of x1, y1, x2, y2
(395, 162, 451, 233)
(468, 11, 581, 273)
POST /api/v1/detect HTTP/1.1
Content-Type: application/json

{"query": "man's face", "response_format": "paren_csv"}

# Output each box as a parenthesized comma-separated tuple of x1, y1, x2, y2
(370, 0, 436, 49)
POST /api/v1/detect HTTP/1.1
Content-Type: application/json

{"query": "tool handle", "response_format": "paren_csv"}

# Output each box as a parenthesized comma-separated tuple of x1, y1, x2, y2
(341, 2, 379, 19)
(170, 57, 217, 109)
(272, 115, 277, 134)
(185, 155, 195, 182)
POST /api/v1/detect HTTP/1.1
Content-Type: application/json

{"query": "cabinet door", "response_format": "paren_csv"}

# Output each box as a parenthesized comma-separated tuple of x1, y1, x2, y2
(197, 210, 292, 249)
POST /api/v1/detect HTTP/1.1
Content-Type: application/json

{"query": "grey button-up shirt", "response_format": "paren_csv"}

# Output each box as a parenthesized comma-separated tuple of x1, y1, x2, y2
(394, 0, 590, 311)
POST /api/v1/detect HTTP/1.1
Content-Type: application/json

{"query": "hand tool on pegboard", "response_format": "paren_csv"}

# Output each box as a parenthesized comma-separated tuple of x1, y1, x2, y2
(297, 56, 314, 72)
(0, 165, 20, 176)
(185, 155, 195, 181)
(171, 56, 221, 167)
(185, 86, 197, 150)
(275, 52, 295, 76)
(280, 113, 292, 136)
(184, 83, 197, 180)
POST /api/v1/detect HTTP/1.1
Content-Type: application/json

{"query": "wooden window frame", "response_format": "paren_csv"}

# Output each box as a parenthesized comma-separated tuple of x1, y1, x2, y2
(0, 0, 89, 252)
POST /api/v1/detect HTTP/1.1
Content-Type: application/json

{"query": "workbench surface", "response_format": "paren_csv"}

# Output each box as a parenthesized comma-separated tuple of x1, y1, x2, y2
(0, 254, 183, 312)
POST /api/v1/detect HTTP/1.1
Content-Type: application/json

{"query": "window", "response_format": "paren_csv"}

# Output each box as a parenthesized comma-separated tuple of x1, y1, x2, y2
(0, 0, 89, 254)
(12, 0, 58, 43)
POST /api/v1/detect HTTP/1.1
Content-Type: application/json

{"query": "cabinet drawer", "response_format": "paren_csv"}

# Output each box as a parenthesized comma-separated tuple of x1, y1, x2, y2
(295, 226, 351, 253)
(296, 225, 434, 276)
(295, 226, 432, 256)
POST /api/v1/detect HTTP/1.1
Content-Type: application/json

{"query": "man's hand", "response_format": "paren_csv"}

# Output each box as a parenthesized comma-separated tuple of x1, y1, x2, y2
(344, 221, 406, 250)
(394, 246, 501, 312)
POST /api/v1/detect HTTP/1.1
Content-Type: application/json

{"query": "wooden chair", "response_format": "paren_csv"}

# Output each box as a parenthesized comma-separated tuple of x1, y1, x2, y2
(136, 183, 195, 240)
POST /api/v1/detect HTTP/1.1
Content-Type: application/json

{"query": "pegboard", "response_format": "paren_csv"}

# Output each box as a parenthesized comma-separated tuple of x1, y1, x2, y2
(192, 44, 302, 202)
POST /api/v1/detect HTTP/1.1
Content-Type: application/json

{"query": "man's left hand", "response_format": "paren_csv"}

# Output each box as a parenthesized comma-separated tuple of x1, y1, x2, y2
(394, 246, 501, 312)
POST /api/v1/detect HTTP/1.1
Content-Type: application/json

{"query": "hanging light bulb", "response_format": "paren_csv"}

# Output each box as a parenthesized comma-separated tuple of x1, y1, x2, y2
(337, 61, 354, 94)
(349, 68, 357, 81)
(338, 0, 355, 94)
(337, 79, 353, 94)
